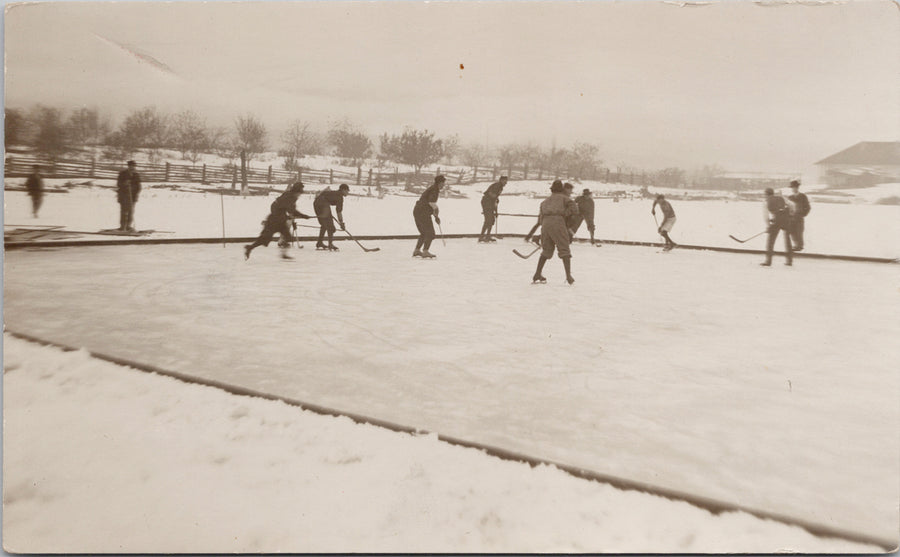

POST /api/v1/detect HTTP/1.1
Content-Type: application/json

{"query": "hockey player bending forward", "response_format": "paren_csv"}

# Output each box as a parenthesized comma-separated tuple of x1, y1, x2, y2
(412, 174, 445, 258)
(532, 180, 579, 284)
(314, 183, 349, 250)
(244, 182, 313, 260)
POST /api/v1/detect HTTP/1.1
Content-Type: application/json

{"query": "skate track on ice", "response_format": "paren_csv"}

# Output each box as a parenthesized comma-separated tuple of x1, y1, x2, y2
(3, 239, 898, 548)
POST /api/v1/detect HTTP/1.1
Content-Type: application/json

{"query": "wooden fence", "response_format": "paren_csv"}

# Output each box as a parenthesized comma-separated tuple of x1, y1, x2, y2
(4, 154, 650, 189)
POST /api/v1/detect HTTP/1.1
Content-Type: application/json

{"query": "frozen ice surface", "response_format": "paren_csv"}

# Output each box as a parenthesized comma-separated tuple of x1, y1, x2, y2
(4, 237, 898, 543)
(4, 186, 899, 259)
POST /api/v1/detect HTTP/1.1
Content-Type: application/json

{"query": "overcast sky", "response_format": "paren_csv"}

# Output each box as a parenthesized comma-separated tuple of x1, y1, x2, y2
(4, 0, 899, 171)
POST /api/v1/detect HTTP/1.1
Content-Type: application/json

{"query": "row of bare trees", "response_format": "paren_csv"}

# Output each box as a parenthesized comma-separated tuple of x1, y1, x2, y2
(6, 104, 716, 185)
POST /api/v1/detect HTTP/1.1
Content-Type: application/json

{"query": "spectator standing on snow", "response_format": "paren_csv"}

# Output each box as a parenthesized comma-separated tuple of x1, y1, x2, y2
(245, 182, 312, 260)
(761, 187, 793, 267)
(313, 183, 349, 251)
(532, 179, 579, 285)
(25, 165, 44, 218)
(786, 180, 810, 252)
(116, 160, 142, 232)
(573, 188, 598, 246)
(478, 175, 507, 243)
(413, 174, 445, 258)
(651, 194, 677, 251)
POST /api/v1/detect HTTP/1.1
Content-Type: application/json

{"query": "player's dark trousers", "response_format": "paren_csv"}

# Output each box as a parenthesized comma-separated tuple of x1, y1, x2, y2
(317, 214, 336, 245)
(30, 195, 43, 217)
(119, 201, 135, 230)
(249, 217, 291, 249)
(413, 207, 435, 251)
(765, 223, 793, 264)
(790, 217, 805, 250)
(480, 197, 495, 238)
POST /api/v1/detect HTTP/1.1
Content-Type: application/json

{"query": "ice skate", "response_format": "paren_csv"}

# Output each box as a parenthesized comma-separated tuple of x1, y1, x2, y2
(327, 244, 339, 251)
(244, 245, 252, 260)
(532, 275, 547, 284)
(412, 249, 423, 258)
(420, 250, 436, 258)
(566, 275, 575, 285)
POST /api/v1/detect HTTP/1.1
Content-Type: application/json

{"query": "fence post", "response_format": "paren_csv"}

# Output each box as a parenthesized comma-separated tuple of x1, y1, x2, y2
(298, 169, 303, 182)
(231, 168, 237, 190)
(267, 165, 272, 184)
(394, 168, 398, 187)
(329, 169, 334, 184)
(523, 164, 528, 180)
(367, 168, 372, 186)
(471, 166, 478, 184)
(376, 170, 381, 188)
(90, 158, 96, 178)
(165, 162, 171, 181)
(538, 167, 543, 180)
(457, 169, 464, 184)
(357, 166, 362, 185)
(202, 164, 207, 184)
(491, 166, 497, 181)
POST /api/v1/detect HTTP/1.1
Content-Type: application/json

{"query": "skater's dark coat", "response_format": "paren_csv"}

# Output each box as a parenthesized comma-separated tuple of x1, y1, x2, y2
(787, 188, 810, 251)
(573, 193, 595, 232)
(314, 188, 346, 235)
(414, 181, 442, 251)
(25, 170, 44, 216)
(255, 190, 310, 247)
(116, 165, 142, 230)
(481, 180, 505, 226)
(538, 192, 579, 259)
(763, 192, 792, 264)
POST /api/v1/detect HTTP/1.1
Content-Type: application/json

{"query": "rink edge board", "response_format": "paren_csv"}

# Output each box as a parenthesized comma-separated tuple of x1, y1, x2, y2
(4, 233, 899, 264)
(5, 329, 897, 552)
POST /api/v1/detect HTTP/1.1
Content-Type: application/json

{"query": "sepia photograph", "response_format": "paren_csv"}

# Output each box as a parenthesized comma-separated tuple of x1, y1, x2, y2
(2, 0, 899, 553)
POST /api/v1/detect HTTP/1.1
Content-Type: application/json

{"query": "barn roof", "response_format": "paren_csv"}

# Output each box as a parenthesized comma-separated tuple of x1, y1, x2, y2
(816, 142, 900, 166)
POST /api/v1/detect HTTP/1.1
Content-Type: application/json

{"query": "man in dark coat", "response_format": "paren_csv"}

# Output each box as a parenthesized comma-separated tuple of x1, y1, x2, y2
(25, 165, 44, 218)
(413, 174, 445, 258)
(532, 180, 579, 284)
(761, 187, 793, 266)
(787, 180, 810, 252)
(116, 160, 142, 231)
(478, 175, 507, 242)
(572, 188, 598, 245)
(244, 182, 313, 260)
(313, 183, 349, 250)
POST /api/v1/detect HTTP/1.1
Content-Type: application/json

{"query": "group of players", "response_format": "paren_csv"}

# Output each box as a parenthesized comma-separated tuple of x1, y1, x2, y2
(241, 172, 807, 279)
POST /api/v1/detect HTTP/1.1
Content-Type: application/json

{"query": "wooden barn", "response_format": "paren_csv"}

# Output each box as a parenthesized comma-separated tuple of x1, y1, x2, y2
(815, 141, 900, 188)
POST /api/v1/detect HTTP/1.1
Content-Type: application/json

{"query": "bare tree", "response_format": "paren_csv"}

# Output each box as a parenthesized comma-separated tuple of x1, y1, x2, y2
(233, 114, 267, 160)
(5, 108, 26, 147)
(460, 143, 489, 168)
(380, 128, 444, 177)
(280, 120, 322, 171)
(172, 110, 209, 164)
(30, 105, 68, 161)
(107, 106, 169, 157)
(66, 107, 109, 151)
(568, 142, 602, 180)
(440, 134, 460, 165)
(327, 118, 371, 166)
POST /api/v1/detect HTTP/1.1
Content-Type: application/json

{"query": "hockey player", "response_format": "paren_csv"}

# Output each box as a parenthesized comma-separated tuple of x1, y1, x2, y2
(532, 180, 579, 284)
(786, 180, 810, 251)
(116, 160, 142, 231)
(651, 194, 677, 250)
(25, 165, 44, 218)
(244, 182, 313, 260)
(413, 174, 445, 258)
(761, 187, 793, 266)
(313, 183, 349, 250)
(573, 188, 598, 245)
(478, 175, 507, 242)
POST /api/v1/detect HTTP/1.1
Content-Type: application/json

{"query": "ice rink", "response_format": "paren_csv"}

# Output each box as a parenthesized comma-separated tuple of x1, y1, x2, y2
(4, 237, 898, 542)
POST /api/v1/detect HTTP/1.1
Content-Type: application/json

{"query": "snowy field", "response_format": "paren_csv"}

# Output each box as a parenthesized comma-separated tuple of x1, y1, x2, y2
(3, 178, 899, 552)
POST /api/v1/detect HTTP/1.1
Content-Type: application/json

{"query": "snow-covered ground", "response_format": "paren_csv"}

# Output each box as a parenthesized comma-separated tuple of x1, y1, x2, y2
(2, 332, 886, 554)
(3, 176, 899, 552)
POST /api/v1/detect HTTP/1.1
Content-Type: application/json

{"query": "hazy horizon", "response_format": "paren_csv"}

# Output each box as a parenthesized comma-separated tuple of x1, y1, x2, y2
(4, 0, 899, 172)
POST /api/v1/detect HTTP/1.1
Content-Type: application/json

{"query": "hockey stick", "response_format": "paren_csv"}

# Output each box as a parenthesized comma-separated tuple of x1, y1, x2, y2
(333, 217, 380, 252)
(512, 246, 541, 259)
(436, 220, 447, 246)
(728, 230, 767, 244)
